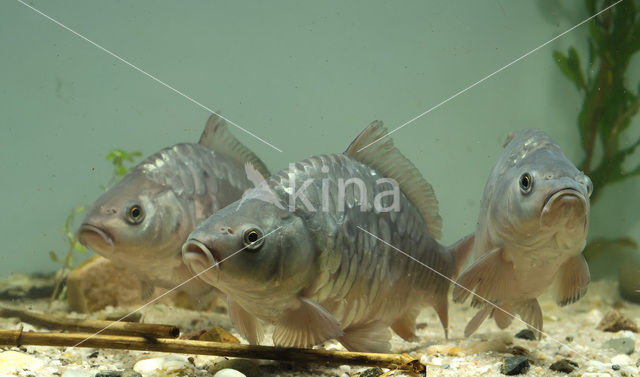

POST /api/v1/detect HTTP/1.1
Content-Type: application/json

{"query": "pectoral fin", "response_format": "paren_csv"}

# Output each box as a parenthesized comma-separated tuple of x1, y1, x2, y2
(272, 297, 343, 348)
(554, 254, 590, 306)
(339, 321, 391, 353)
(139, 280, 155, 301)
(228, 299, 263, 345)
(453, 247, 512, 307)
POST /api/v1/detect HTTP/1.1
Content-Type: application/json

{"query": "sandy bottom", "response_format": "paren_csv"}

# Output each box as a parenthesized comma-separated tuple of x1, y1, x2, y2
(0, 280, 638, 377)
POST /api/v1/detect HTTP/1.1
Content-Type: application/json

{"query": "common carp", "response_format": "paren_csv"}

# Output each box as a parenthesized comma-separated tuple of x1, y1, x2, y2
(78, 114, 270, 301)
(182, 121, 471, 352)
(452, 129, 591, 338)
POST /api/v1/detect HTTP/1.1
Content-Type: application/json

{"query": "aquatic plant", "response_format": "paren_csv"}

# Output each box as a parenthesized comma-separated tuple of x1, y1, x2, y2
(553, 0, 640, 273)
(50, 148, 141, 300)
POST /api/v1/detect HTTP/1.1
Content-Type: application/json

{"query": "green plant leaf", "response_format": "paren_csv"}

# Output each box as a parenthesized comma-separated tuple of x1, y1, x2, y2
(567, 47, 586, 90)
(553, 50, 584, 91)
(49, 251, 59, 262)
(74, 242, 86, 253)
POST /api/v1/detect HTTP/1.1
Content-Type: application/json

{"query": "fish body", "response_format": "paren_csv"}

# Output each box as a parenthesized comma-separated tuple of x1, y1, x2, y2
(452, 129, 592, 337)
(182, 122, 471, 352)
(78, 114, 270, 299)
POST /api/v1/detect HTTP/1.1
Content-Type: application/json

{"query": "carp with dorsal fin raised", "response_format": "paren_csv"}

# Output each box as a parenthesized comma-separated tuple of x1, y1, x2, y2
(78, 114, 270, 303)
(182, 121, 472, 352)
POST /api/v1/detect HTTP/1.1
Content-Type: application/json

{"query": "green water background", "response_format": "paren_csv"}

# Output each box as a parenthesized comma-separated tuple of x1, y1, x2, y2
(1, 1, 639, 277)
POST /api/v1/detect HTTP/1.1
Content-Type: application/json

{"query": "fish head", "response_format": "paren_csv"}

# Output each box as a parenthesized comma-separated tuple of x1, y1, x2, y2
(486, 129, 591, 253)
(78, 171, 190, 265)
(183, 198, 315, 298)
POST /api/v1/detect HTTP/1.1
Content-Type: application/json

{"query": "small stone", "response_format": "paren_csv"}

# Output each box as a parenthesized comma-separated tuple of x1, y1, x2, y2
(62, 370, 93, 377)
(0, 350, 44, 372)
(198, 326, 240, 343)
(205, 359, 258, 376)
(121, 372, 142, 377)
(501, 356, 529, 375)
(88, 351, 99, 358)
(133, 355, 194, 375)
(602, 337, 635, 355)
(597, 309, 639, 333)
(611, 354, 632, 365)
(213, 369, 246, 377)
(95, 372, 122, 377)
(358, 368, 383, 377)
(612, 364, 620, 370)
(549, 359, 578, 374)
(515, 329, 535, 340)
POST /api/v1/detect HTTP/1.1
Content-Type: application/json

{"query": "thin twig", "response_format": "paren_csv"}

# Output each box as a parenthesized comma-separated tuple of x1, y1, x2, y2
(0, 330, 424, 372)
(0, 307, 179, 339)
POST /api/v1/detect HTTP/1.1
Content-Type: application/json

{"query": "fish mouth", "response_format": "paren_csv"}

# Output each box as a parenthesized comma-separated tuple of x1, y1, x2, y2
(182, 239, 222, 276)
(78, 223, 115, 251)
(540, 188, 588, 228)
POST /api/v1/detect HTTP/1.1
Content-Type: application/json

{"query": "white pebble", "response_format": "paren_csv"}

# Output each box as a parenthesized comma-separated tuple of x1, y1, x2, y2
(339, 364, 351, 372)
(134, 355, 193, 376)
(611, 353, 632, 365)
(213, 368, 246, 377)
(61, 369, 94, 377)
(0, 351, 44, 372)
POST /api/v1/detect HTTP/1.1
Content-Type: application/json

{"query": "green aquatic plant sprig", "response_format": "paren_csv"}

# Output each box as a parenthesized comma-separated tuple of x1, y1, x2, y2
(553, 0, 640, 203)
(49, 148, 141, 301)
(553, 0, 640, 278)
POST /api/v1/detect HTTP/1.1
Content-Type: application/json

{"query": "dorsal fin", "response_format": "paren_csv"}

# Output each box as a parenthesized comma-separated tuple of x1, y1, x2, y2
(344, 121, 442, 239)
(199, 113, 271, 178)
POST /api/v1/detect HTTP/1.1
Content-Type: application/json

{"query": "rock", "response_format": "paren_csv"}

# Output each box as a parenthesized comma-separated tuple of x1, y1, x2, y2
(133, 355, 194, 376)
(612, 364, 620, 370)
(213, 369, 246, 377)
(0, 273, 56, 299)
(95, 371, 123, 377)
(198, 326, 240, 343)
(514, 329, 535, 340)
(501, 356, 529, 375)
(358, 368, 384, 377)
(611, 354, 632, 365)
(205, 359, 259, 377)
(88, 351, 99, 358)
(549, 359, 578, 373)
(0, 350, 44, 372)
(602, 337, 635, 355)
(425, 344, 465, 356)
(66, 256, 150, 312)
(596, 309, 639, 333)
(62, 369, 94, 377)
(619, 259, 640, 303)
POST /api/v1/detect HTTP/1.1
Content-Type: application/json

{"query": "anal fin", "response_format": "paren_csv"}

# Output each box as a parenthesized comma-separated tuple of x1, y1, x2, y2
(464, 306, 492, 337)
(228, 298, 263, 345)
(339, 321, 391, 353)
(272, 297, 343, 348)
(554, 254, 590, 306)
(391, 306, 420, 341)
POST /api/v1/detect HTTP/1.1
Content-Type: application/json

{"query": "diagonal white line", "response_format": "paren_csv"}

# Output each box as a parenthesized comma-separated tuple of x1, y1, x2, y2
(71, 226, 283, 348)
(16, 0, 283, 153)
(356, 226, 590, 360)
(356, 0, 624, 152)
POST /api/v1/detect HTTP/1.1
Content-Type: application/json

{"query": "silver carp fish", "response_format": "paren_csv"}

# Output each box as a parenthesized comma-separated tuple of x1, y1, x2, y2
(78, 114, 270, 300)
(182, 121, 472, 352)
(452, 129, 592, 338)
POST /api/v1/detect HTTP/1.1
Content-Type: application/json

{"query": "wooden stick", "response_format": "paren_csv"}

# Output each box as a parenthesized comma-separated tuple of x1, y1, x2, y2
(0, 330, 423, 372)
(0, 307, 179, 339)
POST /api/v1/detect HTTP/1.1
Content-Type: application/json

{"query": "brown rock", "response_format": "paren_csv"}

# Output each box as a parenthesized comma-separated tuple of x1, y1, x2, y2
(66, 256, 152, 312)
(596, 309, 639, 333)
(199, 326, 240, 343)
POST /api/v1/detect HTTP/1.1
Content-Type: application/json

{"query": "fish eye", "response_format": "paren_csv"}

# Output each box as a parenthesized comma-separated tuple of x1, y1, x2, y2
(243, 228, 264, 251)
(519, 173, 533, 194)
(125, 204, 145, 224)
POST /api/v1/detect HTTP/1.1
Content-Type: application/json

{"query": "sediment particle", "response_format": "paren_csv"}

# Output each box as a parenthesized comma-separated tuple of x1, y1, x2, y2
(549, 359, 578, 373)
(501, 356, 530, 375)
